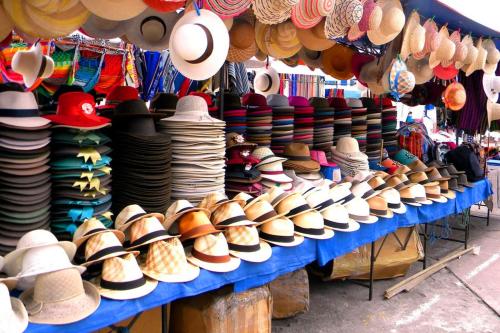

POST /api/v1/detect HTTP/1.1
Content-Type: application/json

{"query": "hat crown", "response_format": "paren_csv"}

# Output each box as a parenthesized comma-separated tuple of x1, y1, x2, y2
(323, 205, 350, 222)
(225, 226, 259, 246)
(345, 98, 364, 108)
(260, 218, 294, 237)
(409, 171, 429, 183)
(34, 268, 85, 304)
(351, 181, 372, 198)
(283, 142, 311, 158)
(73, 218, 108, 243)
(114, 99, 151, 116)
(368, 176, 386, 188)
(305, 188, 331, 209)
(178, 211, 215, 235)
(367, 195, 388, 210)
(193, 233, 229, 256)
(345, 197, 370, 215)
(115, 204, 148, 230)
(0, 283, 13, 313)
(85, 232, 123, 261)
(166, 200, 196, 217)
(410, 184, 426, 197)
(175, 95, 209, 116)
(57, 92, 97, 118)
(292, 210, 324, 229)
(265, 186, 291, 206)
(245, 200, 275, 221)
(0, 91, 39, 113)
(199, 192, 230, 211)
(379, 188, 400, 204)
(329, 183, 352, 202)
(288, 96, 310, 107)
(151, 92, 178, 110)
(102, 253, 143, 283)
(276, 193, 310, 215)
(230, 20, 254, 49)
(19, 245, 74, 278)
(145, 239, 186, 274)
(15, 230, 60, 252)
(335, 137, 361, 154)
(233, 192, 254, 206)
(252, 147, 275, 161)
(242, 93, 268, 107)
(267, 94, 289, 107)
(425, 184, 440, 195)
(129, 216, 166, 243)
(212, 201, 252, 227)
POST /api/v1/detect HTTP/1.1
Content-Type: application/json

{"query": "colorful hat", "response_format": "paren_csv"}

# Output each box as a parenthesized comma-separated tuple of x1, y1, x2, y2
(443, 82, 466, 111)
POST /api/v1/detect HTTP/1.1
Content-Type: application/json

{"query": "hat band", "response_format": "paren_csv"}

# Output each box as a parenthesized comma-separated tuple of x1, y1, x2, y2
(191, 248, 230, 263)
(82, 227, 107, 238)
(228, 242, 261, 253)
(415, 196, 427, 201)
(260, 171, 285, 175)
(253, 210, 278, 223)
(186, 24, 214, 65)
(86, 245, 125, 263)
(0, 108, 40, 117)
(402, 180, 411, 185)
(374, 183, 387, 191)
(100, 276, 146, 291)
(141, 16, 166, 38)
(294, 225, 324, 236)
(262, 74, 273, 92)
(259, 155, 276, 163)
(216, 215, 248, 227)
(441, 189, 449, 193)
(392, 183, 404, 190)
(302, 187, 316, 196)
(37, 56, 48, 79)
(283, 155, 313, 161)
(324, 219, 349, 229)
(349, 214, 369, 221)
(180, 224, 217, 241)
(260, 232, 295, 243)
(128, 229, 169, 248)
(388, 202, 401, 209)
(362, 189, 376, 199)
(271, 192, 290, 206)
(370, 208, 388, 216)
(287, 204, 311, 217)
(335, 193, 355, 205)
(419, 178, 431, 184)
(314, 199, 334, 211)
(401, 197, 417, 203)
(124, 212, 147, 225)
(426, 193, 441, 199)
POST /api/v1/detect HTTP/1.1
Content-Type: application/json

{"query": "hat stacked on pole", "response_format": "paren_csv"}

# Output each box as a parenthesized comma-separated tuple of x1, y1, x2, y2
(159, 96, 226, 204)
(361, 97, 383, 162)
(221, 93, 247, 135)
(0, 90, 52, 254)
(242, 93, 272, 147)
(347, 98, 367, 153)
(43, 92, 112, 241)
(267, 94, 295, 155)
(111, 99, 171, 214)
(309, 97, 334, 151)
(289, 96, 314, 148)
(329, 97, 352, 146)
(378, 97, 398, 158)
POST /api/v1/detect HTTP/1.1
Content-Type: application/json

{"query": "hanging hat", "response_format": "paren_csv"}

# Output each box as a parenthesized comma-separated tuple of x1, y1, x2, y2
(0, 91, 50, 129)
(81, 15, 127, 39)
(384, 58, 416, 99)
(324, 0, 363, 39)
(141, 238, 199, 283)
(187, 233, 241, 272)
(464, 38, 487, 77)
(321, 44, 355, 80)
(367, 0, 405, 45)
(96, 253, 157, 300)
(259, 217, 304, 246)
(253, 67, 280, 96)
(169, 9, 229, 80)
(224, 225, 272, 262)
(80, 0, 147, 21)
(20, 268, 100, 324)
(115, 204, 165, 232)
(205, 0, 251, 18)
(0, 282, 27, 333)
(351, 53, 376, 87)
(378, 187, 406, 214)
(321, 205, 360, 232)
(483, 73, 500, 103)
(428, 26, 455, 69)
(178, 211, 220, 242)
(291, 210, 334, 239)
(400, 11, 425, 60)
(227, 18, 258, 63)
(125, 216, 174, 250)
(212, 201, 256, 228)
(483, 39, 500, 75)
(124, 8, 179, 51)
(143, 0, 185, 12)
(345, 197, 378, 223)
(299, 48, 323, 69)
(164, 200, 211, 232)
(406, 56, 434, 84)
(425, 184, 448, 203)
(347, 0, 382, 41)
(73, 218, 125, 248)
(265, 21, 302, 59)
(252, 0, 297, 25)
(367, 196, 393, 218)
(291, 0, 334, 29)
(487, 99, 500, 127)
(296, 18, 336, 51)
(443, 82, 466, 111)
(11, 43, 54, 88)
(441, 30, 467, 68)
(433, 63, 459, 80)
(82, 232, 135, 267)
(455, 35, 477, 69)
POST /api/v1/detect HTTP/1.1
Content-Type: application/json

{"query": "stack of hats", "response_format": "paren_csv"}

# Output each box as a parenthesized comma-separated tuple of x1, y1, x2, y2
(98, 86, 140, 118)
(283, 143, 322, 182)
(267, 94, 294, 155)
(150, 92, 179, 118)
(331, 137, 369, 177)
(289, 96, 314, 148)
(225, 133, 262, 196)
(190, 92, 219, 119)
(361, 97, 383, 162)
(111, 99, 171, 214)
(329, 97, 352, 146)
(347, 98, 367, 153)
(378, 97, 398, 158)
(44, 92, 112, 240)
(0, 91, 52, 255)
(252, 147, 293, 191)
(242, 93, 272, 147)
(309, 97, 334, 152)
(221, 93, 247, 135)
(159, 96, 226, 204)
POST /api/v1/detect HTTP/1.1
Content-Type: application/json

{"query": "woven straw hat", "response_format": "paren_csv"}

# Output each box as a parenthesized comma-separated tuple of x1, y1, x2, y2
(425, 184, 448, 203)
(259, 217, 304, 246)
(483, 39, 500, 75)
(0, 282, 27, 332)
(299, 48, 323, 69)
(321, 44, 355, 80)
(253, 0, 297, 25)
(297, 18, 336, 51)
(164, 200, 211, 232)
(178, 211, 220, 242)
(345, 197, 378, 223)
(441, 30, 467, 68)
(291, 0, 334, 29)
(275, 192, 313, 218)
(227, 18, 258, 62)
(291, 210, 334, 239)
(73, 218, 125, 248)
(324, 0, 363, 39)
(347, 0, 382, 41)
(205, 0, 252, 19)
(321, 204, 360, 232)
(199, 192, 245, 212)
(244, 197, 285, 225)
(83, 232, 137, 267)
(329, 182, 355, 205)
(400, 11, 424, 60)
(367, 0, 405, 45)
(378, 188, 407, 214)
(224, 225, 272, 262)
(187, 233, 241, 272)
(80, 0, 146, 21)
(464, 38, 487, 77)
(212, 201, 256, 228)
(455, 35, 476, 69)
(410, 184, 433, 205)
(367, 196, 394, 218)
(266, 21, 302, 59)
(125, 216, 175, 250)
(115, 204, 164, 232)
(351, 181, 381, 200)
(406, 56, 434, 84)
(428, 26, 455, 68)
(304, 187, 335, 212)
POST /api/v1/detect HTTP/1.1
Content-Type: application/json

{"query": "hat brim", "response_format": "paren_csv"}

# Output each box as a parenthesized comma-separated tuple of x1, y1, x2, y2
(417, 199, 433, 205)
(74, 229, 125, 248)
(97, 276, 158, 300)
(9, 297, 28, 332)
(0, 117, 51, 129)
(294, 228, 334, 240)
(141, 262, 200, 283)
(442, 191, 456, 199)
(351, 214, 379, 224)
(83, 250, 139, 267)
(126, 234, 176, 251)
(81, 15, 126, 39)
(229, 241, 272, 263)
(325, 219, 360, 232)
(429, 196, 448, 203)
(260, 173, 293, 184)
(391, 203, 407, 214)
(43, 114, 110, 130)
(187, 252, 241, 273)
(260, 234, 304, 247)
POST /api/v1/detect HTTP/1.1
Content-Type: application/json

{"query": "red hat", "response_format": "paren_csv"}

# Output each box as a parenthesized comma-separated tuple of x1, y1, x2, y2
(143, 0, 185, 12)
(351, 53, 376, 87)
(433, 64, 459, 81)
(189, 92, 218, 112)
(288, 96, 310, 107)
(226, 149, 261, 165)
(373, 96, 394, 108)
(242, 93, 268, 107)
(99, 86, 140, 110)
(43, 92, 110, 130)
(328, 97, 349, 109)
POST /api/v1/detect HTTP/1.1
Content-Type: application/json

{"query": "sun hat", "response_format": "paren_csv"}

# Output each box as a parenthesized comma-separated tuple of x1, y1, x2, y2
(11, 43, 54, 88)
(351, 53, 376, 87)
(143, 0, 185, 12)
(0, 91, 50, 129)
(442, 82, 466, 110)
(211, 201, 256, 228)
(0, 5, 13, 42)
(81, 15, 127, 39)
(321, 44, 355, 80)
(487, 99, 500, 127)
(296, 18, 336, 51)
(0, 282, 27, 333)
(367, 0, 405, 45)
(483, 73, 500, 103)
(224, 225, 272, 262)
(399, 185, 421, 206)
(291, 0, 334, 30)
(345, 197, 378, 223)
(367, 196, 393, 218)
(227, 18, 258, 63)
(428, 26, 455, 69)
(410, 184, 432, 205)
(383, 58, 416, 100)
(252, 0, 297, 25)
(329, 182, 355, 205)
(368, 175, 389, 191)
(483, 39, 500, 75)
(324, 0, 363, 39)
(259, 217, 304, 246)
(205, 0, 252, 18)
(114, 204, 164, 232)
(162, 95, 224, 124)
(400, 11, 424, 61)
(164, 200, 211, 232)
(332, 137, 368, 161)
(124, 216, 175, 250)
(464, 38, 487, 77)
(425, 184, 448, 203)
(178, 211, 220, 242)
(82, 232, 135, 267)
(347, 0, 382, 41)
(187, 233, 241, 272)
(282, 142, 320, 172)
(169, 9, 229, 80)
(80, 0, 147, 21)
(304, 187, 335, 212)
(254, 67, 281, 96)
(275, 192, 313, 218)
(291, 210, 334, 240)
(439, 180, 456, 200)
(73, 218, 125, 249)
(321, 205, 360, 232)
(455, 35, 477, 70)
(299, 48, 323, 69)
(20, 267, 100, 324)
(406, 56, 434, 84)
(378, 188, 406, 214)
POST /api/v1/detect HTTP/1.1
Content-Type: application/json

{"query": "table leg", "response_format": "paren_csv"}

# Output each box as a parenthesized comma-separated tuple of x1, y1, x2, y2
(369, 241, 375, 301)
(161, 305, 169, 333)
(423, 224, 428, 269)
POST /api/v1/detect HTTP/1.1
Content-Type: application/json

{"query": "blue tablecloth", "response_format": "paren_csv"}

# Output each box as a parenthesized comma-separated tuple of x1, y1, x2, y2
(27, 179, 492, 333)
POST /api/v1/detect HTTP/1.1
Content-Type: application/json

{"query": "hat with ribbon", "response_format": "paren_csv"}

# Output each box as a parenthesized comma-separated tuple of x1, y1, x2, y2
(80, 0, 147, 21)
(265, 186, 295, 207)
(425, 184, 448, 203)
(291, 209, 334, 239)
(399, 185, 421, 206)
(304, 187, 335, 212)
(410, 183, 433, 205)
(275, 192, 313, 218)
(82, 231, 136, 267)
(178, 211, 220, 242)
(378, 187, 406, 214)
(296, 18, 336, 51)
(0, 91, 51, 129)
(439, 180, 456, 200)
(73, 218, 125, 249)
(367, 196, 394, 218)
(164, 200, 211, 232)
(321, 204, 360, 232)
(224, 225, 272, 262)
(329, 182, 356, 205)
(259, 217, 304, 246)
(0, 282, 27, 332)
(345, 196, 378, 223)
(124, 216, 175, 250)
(282, 142, 320, 173)
(11, 43, 54, 88)
(115, 204, 165, 232)
(242, 195, 285, 225)
(211, 201, 256, 228)
(254, 66, 281, 97)
(187, 233, 241, 272)
(199, 192, 245, 213)
(351, 181, 381, 200)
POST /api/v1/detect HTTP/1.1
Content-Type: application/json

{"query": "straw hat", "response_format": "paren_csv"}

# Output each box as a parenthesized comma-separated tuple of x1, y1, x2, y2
(259, 217, 304, 246)
(464, 38, 487, 77)
(0, 5, 13, 42)
(439, 180, 456, 200)
(178, 211, 220, 242)
(224, 226, 272, 262)
(244, 197, 285, 225)
(141, 239, 200, 283)
(73, 218, 125, 248)
(296, 18, 336, 51)
(0, 91, 51, 129)
(321, 205, 360, 232)
(169, 9, 229, 80)
(329, 182, 356, 205)
(0, 282, 27, 333)
(321, 44, 355, 80)
(455, 35, 477, 70)
(205, 0, 252, 19)
(20, 267, 100, 324)
(332, 137, 368, 161)
(282, 142, 320, 172)
(81, 15, 127, 39)
(378, 188, 406, 214)
(400, 11, 425, 61)
(212, 201, 256, 228)
(384, 58, 416, 99)
(265, 186, 295, 207)
(252, 0, 297, 25)
(442, 30, 467, 68)
(291, 0, 334, 29)
(164, 200, 211, 232)
(115, 204, 164, 232)
(483, 39, 500, 75)
(11, 43, 54, 88)
(406, 56, 434, 84)
(487, 99, 500, 127)
(199, 192, 245, 212)
(125, 216, 175, 250)
(367, 0, 405, 45)
(275, 192, 313, 218)
(351, 181, 381, 200)
(345, 197, 378, 223)
(227, 18, 258, 63)
(254, 67, 280, 96)
(187, 233, 241, 272)
(483, 73, 500, 103)
(80, 0, 147, 21)
(347, 0, 382, 41)
(324, 0, 363, 39)
(428, 27, 455, 69)
(299, 48, 323, 69)
(443, 82, 466, 111)
(410, 184, 432, 205)
(82, 232, 136, 267)
(425, 184, 448, 203)
(399, 186, 421, 207)
(291, 210, 334, 239)
(367, 196, 393, 218)
(266, 21, 302, 59)
(408, 171, 439, 186)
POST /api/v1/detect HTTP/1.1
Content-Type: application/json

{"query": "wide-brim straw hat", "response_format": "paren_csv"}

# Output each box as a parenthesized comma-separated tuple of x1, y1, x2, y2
(299, 48, 323, 69)
(367, 0, 405, 46)
(483, 73, 500, 103)
(428, 26, 455, 69)
(252, 0, 296, 25)
(80, 0, 147, 21)
(483, 39, 500, 75)
(321, 44, 355, 80)
(254, 67, 281, 96)
(406, 56, 434, 84)
(81, 15, 127, 39)
(464, 38, 487, 77)
(455, 35, 477, 70)
(205, 0, 252, 19)
(227, 18, 258, 63)
(400, 11, 424, 61)
(266, 21, 302, 59)
(296, 18, 336, 51)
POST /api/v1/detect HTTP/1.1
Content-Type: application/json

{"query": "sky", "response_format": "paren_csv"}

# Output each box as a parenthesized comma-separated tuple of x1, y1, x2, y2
(438, 0, 500, 32)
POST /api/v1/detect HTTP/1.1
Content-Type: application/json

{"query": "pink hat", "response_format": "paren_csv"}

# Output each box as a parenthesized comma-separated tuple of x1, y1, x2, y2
(288, 96, 310, 107)
(292, 0, 335, 29)
(311, 150, 337, 167)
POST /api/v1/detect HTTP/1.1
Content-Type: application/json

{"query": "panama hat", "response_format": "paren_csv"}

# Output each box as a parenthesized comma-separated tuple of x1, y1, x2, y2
(367, 196, 394, 218)
(114, 204, 164, 232)
(487, 99, 500, 127)
(81, 15, 127, 39)
(243, 197, 285, 225)
(20, 268, 100, 324)
(439, 180, 456, 200)
(296, 18, 335, 51)
(82, 232, 136, 267)
(141, 239, 199, 283)
(275, 192, 313, 218)
(73, 218, 125, 248)
(367, 0, 404, 45)
(11, 43, 54, 88)
(321, 44, 355, 80)
(199, 192, 245, 212)
(324, 0, 363, 39)
(329, 182, 355, 205)
(254, 67, 280, 96)
(259, 216, 304, 246)
(351, 181, 381, 200)
(265, 186, 295, 207)
(0, 91, 50, 129)
(406, 56, 434, 84)
(464, 38, 487, 77)
(252, 0, 296, 25)
(304, 187, 335, 212)
(164, 200, 210, 232)
(345, 197, 378, 223)
(425, 184, 448, 203)
(177, 211, 220, 242)
(399, 185, 421, 206)
(411, 184, 433, 205)
(187, 233, 241, 272)
(332, 137, 368, 160)
(0, 282, 27, 333)
(291, 210, 334, 240)
(400, 11, 424, 60)
(483, 39, 500, 74)
(378, 188, 406, 214)
(143, 0, 185, 12)
(227, 18, 258, 63)
(255, 160, 291, 184)
(321, 204, 360, 232)
(224, 225, 272, 262)
(211, 201, 256, 228)
(408, 171, 439, 187)
(80, 0, 147, 21)
(169, 9, 229, 80)
(483, 73, 500, 103)
(124, 216, 174, 250)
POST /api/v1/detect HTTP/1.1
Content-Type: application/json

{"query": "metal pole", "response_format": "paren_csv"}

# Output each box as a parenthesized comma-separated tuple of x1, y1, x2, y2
(369, 241, 375, 301)
(423, 224, 428, 269)
(161, 305, 168, 333)
(218, 62, 226, 121)
(464, 209, 470, 249)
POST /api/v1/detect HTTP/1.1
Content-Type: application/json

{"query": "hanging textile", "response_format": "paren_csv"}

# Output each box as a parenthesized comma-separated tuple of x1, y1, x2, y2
(227, 62, 250, 96)
(140, 50, 171, 100)
(279, 73, 324, 98)
(94, 53, 126, 94)
(39, 44, 76, 96)
(71, 47, 105, 92)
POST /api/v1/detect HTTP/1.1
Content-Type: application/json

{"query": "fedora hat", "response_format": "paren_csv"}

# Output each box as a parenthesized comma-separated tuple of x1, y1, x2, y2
(224, 225, 272, 262)
(252, 0, 296, 25)
(464, 38, 487, 77)
(367, 0, 405, 45)
(426, 167, 451, 182)
(408, 171, 439, 186)
(124, 8, 179, 51)
(265, 186, 295, 207)
(321, 204, 360, 232)
(0, 91, 51, 129)
(406, 56, 434, 84)
(399, 185, 421, 206)
(408, 159, 431, 173)
(368, 176, 389, 191)
(296, 18, 335, 51)
(0, 282, 28, 333)
(178, 211, 220, 242)
(81, 15, 127, 39)
(199, 192, 245, 213)
(253, 147, 287, 167)
(256, 160, 293, 184)
(164, 200, 210, 232)
(115, 204, 165, 232)
(457, 173, 474, 188)
(212, 201, 256, 228)
(259, 217, 304, 246)
(125, 216, 174, 250)
(283, 142, 320, 172)
(385, 174, 411, 191)
(3, 230, 75, 277)
(169, 9, 229, 80)
(367, 196, 394, 218)
(20, 268, 100, 324)
(456, 35, 477, 70)
(410, 184, 432, 205)
(96, 253, 157, 300)
(291, 210, 334, 239)
(345, 197, 378, 223)
(332, 137, 368, 161)
(483, 39, 500, 75)
(439, 180, 456, 200)
(82, 232, 135, 267)
(351, 53, 376, 86)
(378, 188, 406, 214)
(187, 233, 241, 272)
(304, 187, 335, 212)
(275, 192, 313, 218)
(329, 182, 355, 205)
(483, 73, 500, 103)
(141, 239, 199, 283)
(243, 197, 285, 225)
(254, 67, 280, 96)
(324, 0, 363, 39)
(73, 218, 125, 249)
(425, 184, 448, 203)
(11, 43, 54, 88)
(321, 44, 355, 80)
(226, 132, 257, 151)
(227, 18, 258, 63)
(80, 0, 147, 21)
(351, 181, 380, 200)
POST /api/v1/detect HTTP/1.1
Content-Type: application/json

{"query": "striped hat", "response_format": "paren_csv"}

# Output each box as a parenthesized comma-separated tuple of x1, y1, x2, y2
(291, 0, 335, 29)
(205, 0, 252, 18)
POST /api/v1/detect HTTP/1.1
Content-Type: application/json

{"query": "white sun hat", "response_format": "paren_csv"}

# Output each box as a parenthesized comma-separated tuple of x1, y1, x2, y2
(0, 282, 28, 333)
(483, 73, 500, 103)
(345, 197, 378, 223)
(11, 43, 54, 88)
(254, 66, 281, 96)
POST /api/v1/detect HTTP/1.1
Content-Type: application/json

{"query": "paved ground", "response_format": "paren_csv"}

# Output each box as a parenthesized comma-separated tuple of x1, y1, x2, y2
(273, 208, 500, 333)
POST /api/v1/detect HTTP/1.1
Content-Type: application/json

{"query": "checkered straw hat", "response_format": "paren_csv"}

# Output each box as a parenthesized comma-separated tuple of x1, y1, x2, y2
(211, 201, 256, 228)
(126, 216, 174, 250)
(224, 225, 272, 262)
(83, 232, 135, 267)
(73, 218, 124, 248)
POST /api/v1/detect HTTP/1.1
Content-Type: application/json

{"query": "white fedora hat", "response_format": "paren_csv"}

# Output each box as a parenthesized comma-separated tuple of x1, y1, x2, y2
(162, 95, 225, 124)
(254, 66, 280, 96)
(275, 192, 313, 218)
(265, 186, 295, 207)
(80, 0, 147, 21)
(73, 218, 125, 249)
(187, 233, 241, 273)
(410, 184, 433, 205)
(81, 15, 127, 39)
(11, 43, 54, 88)
(328, 182, 355, 205)
(0, 282, 28, 333)
(124, 8, 180, 51)
(259, 217, 304, 247)
(115, 204, 164, 232)
(211, 201, 257, 228)
(0, 91, 51, 129)
(304, 187, 335, 212)
(483, 73, 500, 103)
(321, 204, 360, 232)
(291, 210, 334, 240)
(487, 99, 500, 127)
(169, 9, 229, 80)
(257, 160, 293, 184)
(351, 181, 380, 200)
(378, 188, 407, 214)
(345, 197, 378, 223)
(425, 184, 448, 203)
(225, 226, 272, 263)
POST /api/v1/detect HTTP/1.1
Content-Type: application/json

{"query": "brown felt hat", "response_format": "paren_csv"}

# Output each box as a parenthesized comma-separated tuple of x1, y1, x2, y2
(282, 142, 320, 172)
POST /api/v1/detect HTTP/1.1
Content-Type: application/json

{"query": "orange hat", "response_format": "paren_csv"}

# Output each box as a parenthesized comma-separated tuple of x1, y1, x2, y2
(442, 82, 466, 111)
